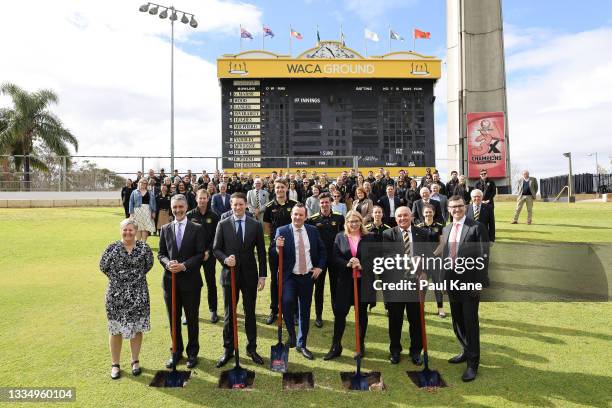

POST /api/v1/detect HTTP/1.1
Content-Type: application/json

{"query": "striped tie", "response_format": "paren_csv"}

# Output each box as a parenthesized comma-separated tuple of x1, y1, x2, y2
(474, 206, 480, 221)
(402, 230, 411, 255)
(255, 190, 260, 208)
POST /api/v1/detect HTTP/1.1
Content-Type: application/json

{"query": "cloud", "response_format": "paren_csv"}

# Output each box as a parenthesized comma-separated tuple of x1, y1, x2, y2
(506, 26, 612, 177)
(0, 0, 262, 173)
(343, 0, 417, 25)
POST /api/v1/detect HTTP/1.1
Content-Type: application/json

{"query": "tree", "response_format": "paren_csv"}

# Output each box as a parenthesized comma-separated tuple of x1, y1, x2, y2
(0, 83, 78, 190)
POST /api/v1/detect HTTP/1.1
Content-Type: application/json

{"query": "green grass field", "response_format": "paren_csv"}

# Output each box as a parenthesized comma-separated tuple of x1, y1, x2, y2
(1, 202, 611, 407)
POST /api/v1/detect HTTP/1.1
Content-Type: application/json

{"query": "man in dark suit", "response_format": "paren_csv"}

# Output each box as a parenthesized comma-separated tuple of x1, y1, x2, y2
(474, 169, 497, 209)
(273, 204, 327, 360)
(412, 187, 444, 225)
(158, 194, 206, 369)
(213, 192, 267, 367)
(211, 182, 231, 215)
(467, 189, 495, 242)
(442, 195, 490, 382)
(378, 185, 402, 227)
(382, 206, 430, 365)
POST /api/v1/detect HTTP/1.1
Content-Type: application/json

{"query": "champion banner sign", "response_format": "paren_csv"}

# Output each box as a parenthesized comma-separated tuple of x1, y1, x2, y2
(466, 112, 507, 178)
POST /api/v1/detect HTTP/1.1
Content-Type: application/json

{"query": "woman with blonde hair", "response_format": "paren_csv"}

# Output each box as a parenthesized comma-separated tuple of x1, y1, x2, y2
(351, 187, 373, 222)
(323, 210, 375, 361)
(129, 178, 157, 241)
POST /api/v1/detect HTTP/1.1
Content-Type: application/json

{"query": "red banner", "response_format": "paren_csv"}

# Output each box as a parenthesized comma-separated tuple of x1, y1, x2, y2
(466, 112, 506, 178)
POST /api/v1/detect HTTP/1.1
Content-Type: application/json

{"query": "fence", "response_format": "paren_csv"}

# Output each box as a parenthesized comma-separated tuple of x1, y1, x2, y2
(540, 173, 611, 198)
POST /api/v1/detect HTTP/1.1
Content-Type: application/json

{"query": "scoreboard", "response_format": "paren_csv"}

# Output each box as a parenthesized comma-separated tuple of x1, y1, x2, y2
(217, 43, 441, 175)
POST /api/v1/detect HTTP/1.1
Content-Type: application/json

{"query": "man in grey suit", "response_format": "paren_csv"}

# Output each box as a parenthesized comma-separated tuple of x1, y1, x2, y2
(246, 178, 269, 223)
(213, 192, 267, 368)
(430, 183, 449, 222)
(512, 170, 538, 224)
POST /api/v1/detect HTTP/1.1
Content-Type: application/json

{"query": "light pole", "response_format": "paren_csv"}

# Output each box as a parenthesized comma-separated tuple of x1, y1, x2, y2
(563, 152, 575, 203)
(587, 152, 599, 174)
(139, 2, 197, 174)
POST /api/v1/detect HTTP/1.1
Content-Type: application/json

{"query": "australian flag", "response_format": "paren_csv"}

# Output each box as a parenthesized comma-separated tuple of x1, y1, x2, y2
(241, 27, 254, 39)
(263, 25, 274, 38)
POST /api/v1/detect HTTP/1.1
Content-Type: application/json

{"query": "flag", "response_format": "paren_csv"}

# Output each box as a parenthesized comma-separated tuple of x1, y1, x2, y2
(364, 28, 379, 42)
(563, 152, 571, 158)
(390, 29, 404, 41)
(241, 27, 253, 39)
(414, 28, 431, 39)
(290, 29, 302, 40)
(263, 25, 274, 38)
(317, 28, 321, 44)
(341, 31, 345, 46)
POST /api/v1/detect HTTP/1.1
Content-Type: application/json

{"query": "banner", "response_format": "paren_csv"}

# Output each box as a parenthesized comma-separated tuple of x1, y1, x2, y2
(466, 112, 506, 178)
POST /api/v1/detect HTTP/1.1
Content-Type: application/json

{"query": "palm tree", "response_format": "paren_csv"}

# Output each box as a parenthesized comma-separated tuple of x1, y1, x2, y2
(0, 83, 78, 190)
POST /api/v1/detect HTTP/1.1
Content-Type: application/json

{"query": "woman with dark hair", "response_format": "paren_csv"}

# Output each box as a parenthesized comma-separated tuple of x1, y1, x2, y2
(396, 179, 408, 206)
(121, 179, 134, 218)
(405, 178, 421, 209)
(206, 182, 217, 213)
(156, 184, 172, 232)
(176, 181, 196, 210)
(324, 210, 376, 360)
(288, 180, 301, 202)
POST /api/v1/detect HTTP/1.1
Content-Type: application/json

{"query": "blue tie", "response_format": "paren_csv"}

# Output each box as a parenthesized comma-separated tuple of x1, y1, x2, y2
(236, 219, 243, 244)
(176, 222, 183, 250)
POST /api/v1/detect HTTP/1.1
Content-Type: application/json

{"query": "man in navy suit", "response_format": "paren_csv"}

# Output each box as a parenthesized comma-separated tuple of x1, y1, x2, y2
(211, 182, 231, 215)
(377, 185, 402, 227)
(412, 186, 445, 226)
(466, 189, 495, 242)
(272, 203, 327, 360)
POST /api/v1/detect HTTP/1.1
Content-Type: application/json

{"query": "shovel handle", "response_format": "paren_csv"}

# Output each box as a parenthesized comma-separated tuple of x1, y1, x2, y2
(353, 267, 361, 355)
(419, 285, 427, 354)
(171, 268, 177, 355)
(277, 248, 283, 329)
(230, 266, 239, 351)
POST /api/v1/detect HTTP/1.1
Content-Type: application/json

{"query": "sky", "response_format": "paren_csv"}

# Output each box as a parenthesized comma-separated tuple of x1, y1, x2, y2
(1, 0, 611, 179)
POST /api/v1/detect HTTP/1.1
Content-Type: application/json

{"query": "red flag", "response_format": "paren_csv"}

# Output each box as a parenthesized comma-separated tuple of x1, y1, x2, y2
(290, 29, 302, 40)
(414, 28, 431, 39)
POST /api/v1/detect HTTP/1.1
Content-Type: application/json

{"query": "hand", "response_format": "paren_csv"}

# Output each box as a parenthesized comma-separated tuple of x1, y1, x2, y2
(168, 262, 185, 273)
(257, 277, 266, 291)
(311, 268, 322, 279)
(151, 213, 156, 219)
(347, 257, 359, 268)
(418, 271, 428, 281)
(203, 250, 210, 261)
(276, 236, 285, 249)
(254, 208, 260, 217)
(225, 255, 236, 267)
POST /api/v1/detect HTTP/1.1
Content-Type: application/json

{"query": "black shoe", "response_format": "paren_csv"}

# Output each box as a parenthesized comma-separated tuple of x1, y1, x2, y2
(210, 311, 219, 323)
(314, 316, 323, 328)
(448, 353, 467, 364)
(166, 354, 184, 369)
(411, 353, 423, 366)
(131, 360, 141, 376)
(110, 363, 121, 380)
(462, 366, 477, 382)
(323, 344, 342, 361)
(265, 312, 277, 325)
(181, 316, 187, 325)
(286, 335, 296, 348)
(215, 352, 233, 368)
(246, 350, 264, 365)
(389, 352, 400, 364)
(186, 356, 198, 369)
(296, 346, 314, 360)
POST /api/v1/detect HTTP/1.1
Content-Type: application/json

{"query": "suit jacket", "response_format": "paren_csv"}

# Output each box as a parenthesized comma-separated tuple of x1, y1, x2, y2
(430, 194, 449, 222)
(213, 215, 267, 286)
(332, 233, 377, 283)
(271, 224, 327, 282)
(158, 220, 206, 291)
(474, 178, 497, 203)
(382, 225, 431, 258)
(441, 218, 490, 294)
(246, 188, 269, 214)
(466, 203, 495, 242)
(411, 199, 444, 226)
(377, 195, 402, 225)
(211, 193, 231, 216)
(515, 177, 538, 198)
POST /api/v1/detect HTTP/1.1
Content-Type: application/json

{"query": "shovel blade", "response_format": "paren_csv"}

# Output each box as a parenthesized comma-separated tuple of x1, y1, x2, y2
(349, 373, 370, 391)
(417, 368, 442, 388)
(228, 367, 248, 389)
(270, 343, 289, 373)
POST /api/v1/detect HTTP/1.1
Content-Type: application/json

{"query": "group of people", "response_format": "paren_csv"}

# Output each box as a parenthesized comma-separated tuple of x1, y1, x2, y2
(103, 165, 537, 382)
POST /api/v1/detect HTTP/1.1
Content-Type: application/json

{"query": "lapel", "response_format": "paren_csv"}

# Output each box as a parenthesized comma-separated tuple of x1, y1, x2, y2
(459, 219, 470, 244)
(286, 225, 295, 252)
(169, 222, 179, 255)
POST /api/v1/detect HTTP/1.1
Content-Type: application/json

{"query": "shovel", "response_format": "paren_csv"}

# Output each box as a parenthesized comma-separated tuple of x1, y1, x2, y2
(270, 247, 289, 372)
(349, 267, 369, 391)
(226, 265, 248, 388)
(416, 282, 443, 388)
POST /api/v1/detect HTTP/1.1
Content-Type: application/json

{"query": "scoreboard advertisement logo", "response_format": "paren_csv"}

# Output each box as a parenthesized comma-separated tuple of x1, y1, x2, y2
(466, 112, 506, 178)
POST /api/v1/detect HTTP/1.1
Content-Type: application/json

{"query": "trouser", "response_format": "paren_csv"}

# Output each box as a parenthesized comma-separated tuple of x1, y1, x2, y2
(222, 272, 258, 352)
(332, 277, 368, 347)
(269, 243, 279, 313)
(513, 195, 534, 222)
(313, 264, 338, 318)
(449, 294, 480, 368)
(387, 301, 422, 355)
(122, 203, 130, 219)
(201, 256, 218, 312)
(163, 287, 201, 357)
(282, 272, 315, 348)
(431, 267, 444, 308)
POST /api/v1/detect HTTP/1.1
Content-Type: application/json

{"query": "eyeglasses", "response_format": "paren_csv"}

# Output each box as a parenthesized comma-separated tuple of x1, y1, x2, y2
(448, 205, 466, 209)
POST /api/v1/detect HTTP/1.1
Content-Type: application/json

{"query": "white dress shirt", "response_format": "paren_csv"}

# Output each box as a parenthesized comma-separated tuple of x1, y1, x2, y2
(291, 224, 312, 275)
(388, 195, 396, 218)
(449, 215, 466, 244)
(232, 214, 247, 241)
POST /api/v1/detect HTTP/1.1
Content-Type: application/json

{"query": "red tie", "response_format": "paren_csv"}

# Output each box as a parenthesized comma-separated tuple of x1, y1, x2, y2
(450, 222, 460, 259)
(297, 228, 307, 274)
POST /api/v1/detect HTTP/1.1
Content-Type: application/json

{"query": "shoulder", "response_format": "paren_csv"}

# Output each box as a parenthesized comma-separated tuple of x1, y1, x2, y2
(332, 211, 342, 216)
(265, 200, 275, 208)
(416, 222, 425, 228)
(187, 220, 201, 229)
(104, 241, 121, 252)
(288, 199, 299, 206)
(309, 212, 320, 219)
(382, 227, 395, 238)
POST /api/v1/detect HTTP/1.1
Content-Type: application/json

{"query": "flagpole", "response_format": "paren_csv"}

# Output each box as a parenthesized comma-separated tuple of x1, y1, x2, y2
(289, 24, 292, 56)
(262, 25, 265, 50)
(317, 24, 320, 46)
(413, 28, 416, 52)
(364, 32, 368, 57)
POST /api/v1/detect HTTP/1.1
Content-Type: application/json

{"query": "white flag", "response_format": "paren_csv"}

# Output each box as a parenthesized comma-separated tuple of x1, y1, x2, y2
(364, 28, 380, 42)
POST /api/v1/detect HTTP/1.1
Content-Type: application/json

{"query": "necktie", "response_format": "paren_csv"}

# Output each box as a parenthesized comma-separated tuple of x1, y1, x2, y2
(176, 222, 183, 250)
(236, 219, 243, 244)
(255, 190, 260, 208)
(450, 222, 460, 259)
(297, 228, 307, 274)
(474, 206, 480, 221)
(402, 229, 411, 255)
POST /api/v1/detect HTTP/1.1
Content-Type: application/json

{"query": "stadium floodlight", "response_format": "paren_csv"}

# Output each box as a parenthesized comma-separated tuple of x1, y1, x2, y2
(138, 3, 198, 174)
